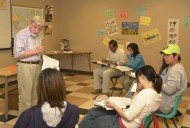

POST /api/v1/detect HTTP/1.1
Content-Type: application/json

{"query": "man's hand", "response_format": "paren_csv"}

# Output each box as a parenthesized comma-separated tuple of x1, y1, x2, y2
(35, 46, 44, 54)
(102, 58, 108, 63)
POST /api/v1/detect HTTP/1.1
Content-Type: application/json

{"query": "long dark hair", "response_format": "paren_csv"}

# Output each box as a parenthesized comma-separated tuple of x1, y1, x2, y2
(127, 43, 140, 57)
(159, 53, 181, 75)
(135, 65, 162, 94)
(35, 68, 66, 114)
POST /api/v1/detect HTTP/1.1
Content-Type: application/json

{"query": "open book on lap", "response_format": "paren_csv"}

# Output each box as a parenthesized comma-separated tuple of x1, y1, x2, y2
(94, 95, 132, 110)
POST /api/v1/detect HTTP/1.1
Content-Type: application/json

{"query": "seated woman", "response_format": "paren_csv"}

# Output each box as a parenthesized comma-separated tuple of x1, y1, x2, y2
(119, 42, 145, 98)
(14, 68, 79, 128)
(79, 65, 162, 128)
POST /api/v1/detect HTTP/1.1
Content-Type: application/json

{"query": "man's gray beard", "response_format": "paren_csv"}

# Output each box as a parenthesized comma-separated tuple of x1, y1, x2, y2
(31, 33, 38, 38)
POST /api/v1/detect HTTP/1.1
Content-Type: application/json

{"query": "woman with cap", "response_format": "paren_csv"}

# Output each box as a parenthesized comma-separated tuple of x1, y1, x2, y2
(157, 44, 187, 115)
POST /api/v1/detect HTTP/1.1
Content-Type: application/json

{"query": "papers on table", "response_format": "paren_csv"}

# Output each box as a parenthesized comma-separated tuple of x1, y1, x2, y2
(91, 61, 109, 66)
(94, 96, 132, 110)
(41, 55, 60, 71)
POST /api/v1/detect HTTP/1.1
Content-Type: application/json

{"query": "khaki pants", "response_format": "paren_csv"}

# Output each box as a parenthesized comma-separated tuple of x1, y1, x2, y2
(17, 62, 41, 114)
(93, 67, 123, 93)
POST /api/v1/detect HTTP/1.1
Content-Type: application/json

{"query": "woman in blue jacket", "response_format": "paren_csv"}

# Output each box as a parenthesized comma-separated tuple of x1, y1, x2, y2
(119, 43, 145, 97)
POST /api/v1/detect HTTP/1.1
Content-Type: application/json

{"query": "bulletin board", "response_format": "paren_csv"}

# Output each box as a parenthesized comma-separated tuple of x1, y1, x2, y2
(0, 0, 11, 49)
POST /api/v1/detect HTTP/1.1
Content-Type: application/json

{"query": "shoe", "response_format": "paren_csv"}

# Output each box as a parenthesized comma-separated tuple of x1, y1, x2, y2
(102, 93, 110, 97)
(95, 94, 109, 102)
(91, 89, 102, 94)
(175, 110, 182, 117)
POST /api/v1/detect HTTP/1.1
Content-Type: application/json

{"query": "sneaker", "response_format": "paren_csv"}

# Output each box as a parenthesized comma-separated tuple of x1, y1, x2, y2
(91, 89, 102, 94)
(175, 110, 182, 117)
(95, 94, 109, 102)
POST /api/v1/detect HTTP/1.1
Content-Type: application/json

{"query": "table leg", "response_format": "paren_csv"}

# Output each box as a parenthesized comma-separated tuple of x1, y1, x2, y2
(87, 53, 92, 75)
(70, 54, 74, 74)
(4, 77, 8, 120)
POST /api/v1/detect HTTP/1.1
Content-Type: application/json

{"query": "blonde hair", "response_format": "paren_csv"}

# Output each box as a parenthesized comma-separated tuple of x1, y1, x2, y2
(31, 15, 44, 27)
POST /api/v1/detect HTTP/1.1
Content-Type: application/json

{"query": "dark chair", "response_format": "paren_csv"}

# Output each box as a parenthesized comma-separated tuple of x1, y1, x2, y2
(110, 74, 124, 96)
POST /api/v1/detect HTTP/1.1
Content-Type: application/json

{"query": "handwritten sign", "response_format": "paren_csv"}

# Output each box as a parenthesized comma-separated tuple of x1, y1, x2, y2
(105, 9, 115, 18)
(105, 18, 119, 36)
(167, 19, 179, 44)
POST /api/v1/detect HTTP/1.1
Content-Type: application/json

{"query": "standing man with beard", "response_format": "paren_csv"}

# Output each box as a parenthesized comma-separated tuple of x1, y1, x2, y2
(14, 16, 45, 114)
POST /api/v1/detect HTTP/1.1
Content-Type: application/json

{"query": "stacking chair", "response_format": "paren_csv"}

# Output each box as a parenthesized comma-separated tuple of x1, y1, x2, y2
(140, 113, 159, 128)
(142, 113, 153, 128)
(110, 74, 124, 96)
(156, 91, 184, 128)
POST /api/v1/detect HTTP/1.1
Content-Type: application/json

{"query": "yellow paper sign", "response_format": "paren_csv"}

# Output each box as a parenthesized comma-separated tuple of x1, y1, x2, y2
(140, 16, 151, 26)
(0, 0, 6, 10)
(141, 28, 161, 45)
(118, 44, 124, 51)
(102, 37, 111, 46)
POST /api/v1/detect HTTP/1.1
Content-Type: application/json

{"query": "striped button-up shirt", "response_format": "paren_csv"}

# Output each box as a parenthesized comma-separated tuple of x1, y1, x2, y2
(14, 27, 42, 62)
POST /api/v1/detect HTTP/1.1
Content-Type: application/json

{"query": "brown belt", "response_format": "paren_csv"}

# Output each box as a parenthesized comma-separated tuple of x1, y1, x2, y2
(17, 60, 40, 64)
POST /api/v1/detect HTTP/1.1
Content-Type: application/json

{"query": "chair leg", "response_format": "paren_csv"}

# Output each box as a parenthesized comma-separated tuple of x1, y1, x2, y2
(171, 118, 177, 128)
(110, 78, 117, 96)
(164, 118, 170, 128)
(175, 116, 179, 122)
(119, 87, 124, 97)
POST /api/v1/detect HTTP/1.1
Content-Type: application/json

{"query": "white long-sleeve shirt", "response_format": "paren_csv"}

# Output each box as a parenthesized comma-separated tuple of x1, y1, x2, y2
(122, 88, 162, 128)
(106, 48, 126, 63)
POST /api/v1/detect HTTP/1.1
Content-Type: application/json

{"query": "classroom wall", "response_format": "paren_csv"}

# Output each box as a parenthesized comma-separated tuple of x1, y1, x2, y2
(59, 0, 190, 82)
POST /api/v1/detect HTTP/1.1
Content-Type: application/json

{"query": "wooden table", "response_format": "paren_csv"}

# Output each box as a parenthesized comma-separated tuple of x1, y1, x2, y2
(45, 51, 92, 74)
(0, 66, 17, 121)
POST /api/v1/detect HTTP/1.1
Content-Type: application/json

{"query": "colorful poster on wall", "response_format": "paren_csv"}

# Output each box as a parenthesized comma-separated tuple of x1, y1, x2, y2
(105, 18, 119, 36)
(167, 19, 179, 44)
(136, 6, 146, 15)
(105, 9, 115, 18)
(182, 16, 190, 27)
(140, 16, 151, 26)
(97, 29, 106, 36)
(121, 22, 139, 35)
(141, 28, 161, 45)
(45, 5, 53, 22)
(118, 11, 128, 19)
(44, 25, 52, 35)
(0, 0, 6, 9)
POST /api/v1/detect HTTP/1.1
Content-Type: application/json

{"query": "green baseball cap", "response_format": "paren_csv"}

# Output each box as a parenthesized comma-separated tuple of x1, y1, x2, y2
(160, 44, 180, 55)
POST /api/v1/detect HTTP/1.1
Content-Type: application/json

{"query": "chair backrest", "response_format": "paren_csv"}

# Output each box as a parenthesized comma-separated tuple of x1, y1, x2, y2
(156, 91, 184, 118)
(143, 113, 153, 128)
(170, 91, 184, 116)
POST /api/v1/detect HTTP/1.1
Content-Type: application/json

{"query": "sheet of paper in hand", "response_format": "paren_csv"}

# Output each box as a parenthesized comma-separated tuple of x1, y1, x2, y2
(91, 61, 109, 66)
(42, 55, 60, 71)
(115, 66, 133, 72)
(94, 95, 132, 110)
